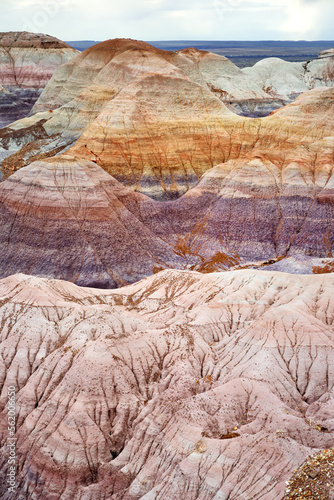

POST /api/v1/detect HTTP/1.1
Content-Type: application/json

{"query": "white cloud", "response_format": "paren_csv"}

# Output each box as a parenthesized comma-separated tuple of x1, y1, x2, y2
(0, 0, 333, 41)
(279, 0, 319, 38)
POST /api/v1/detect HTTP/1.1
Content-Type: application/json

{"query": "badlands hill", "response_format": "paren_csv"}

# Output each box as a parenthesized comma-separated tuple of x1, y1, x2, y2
(32, 38, 334, 118)
(241, 50, 334, 112)
(0, 156, 180, 287)
(0, 32, 78, 127)
(0, 38, 333, 191)
(0, 269, 333, 499)
(0, 35, 333, 500)
(69, 82, 334, 199)
(0, 87, 333, 286)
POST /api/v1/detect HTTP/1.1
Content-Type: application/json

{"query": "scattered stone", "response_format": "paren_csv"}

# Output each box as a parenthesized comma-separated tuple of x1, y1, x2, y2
(285, 449, 334, 500)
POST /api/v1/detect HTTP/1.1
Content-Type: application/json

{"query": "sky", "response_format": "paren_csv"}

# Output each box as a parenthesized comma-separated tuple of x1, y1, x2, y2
(0, 0, 333, 41)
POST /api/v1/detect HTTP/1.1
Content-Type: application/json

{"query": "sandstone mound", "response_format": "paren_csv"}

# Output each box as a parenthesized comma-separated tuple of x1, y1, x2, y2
(0, 155, 180, 287)
(0, 87, 333, 286)
(304, 51, 334, 90)
(0, 32, 78, 127)
(319, 48, 334, 59)
(0, 31, 78, 89)
(242, 50, 334, 106)
(30, 38, 176, 115)
(0, 40, 243, 192)
(0, 31, 72, 49)
(69, 71, 238, 199)
(70, 85, 334, 199)
(0, 269, 333, 499)
(243, 57, 308, 99)
(1, 38, 334, 193)
(165, 88, 334, 268)
(177, 47, 269, 100)
(0, 39, 215, 172)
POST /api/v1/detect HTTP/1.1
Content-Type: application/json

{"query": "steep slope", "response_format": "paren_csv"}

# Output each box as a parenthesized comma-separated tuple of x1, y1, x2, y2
(178, 48, 287, 117)
(0, 92, 333, 287)
(0, 155, 180, 287)
(1, 39, 333, 191)
(0, 32, 78, 127)
(0, 269, 333, 499)
(69, 85, 334, 199)
(69, 70, 241, 199)
(304, 49, 334, 89)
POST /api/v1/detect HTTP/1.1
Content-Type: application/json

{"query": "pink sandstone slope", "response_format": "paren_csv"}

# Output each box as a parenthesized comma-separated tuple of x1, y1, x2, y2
(0, 32, 78, 127)
(1, 39, 333, 185)
(0, 31, 78, 90)
(0, 91, 333, 287)
(0, 269, 333, 499)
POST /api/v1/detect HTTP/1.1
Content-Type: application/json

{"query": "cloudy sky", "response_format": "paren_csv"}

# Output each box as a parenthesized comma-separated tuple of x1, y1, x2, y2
(1, 0, 333, 41)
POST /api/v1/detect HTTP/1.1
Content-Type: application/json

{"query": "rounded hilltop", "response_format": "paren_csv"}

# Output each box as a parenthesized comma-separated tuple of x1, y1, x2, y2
(177, 46, 229, 61)
(0, 31, 73, 49)
(0, 31, 78, 126)
(319, 47, 334, 59)
(84, 37, 174, 57)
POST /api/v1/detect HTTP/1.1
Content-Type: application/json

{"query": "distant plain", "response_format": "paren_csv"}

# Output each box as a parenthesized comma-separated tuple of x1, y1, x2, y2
(66, 40, 334, 67)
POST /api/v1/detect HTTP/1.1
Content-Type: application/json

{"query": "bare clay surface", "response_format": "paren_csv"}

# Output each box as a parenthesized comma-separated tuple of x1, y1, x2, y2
(0, 269, 333, 499)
